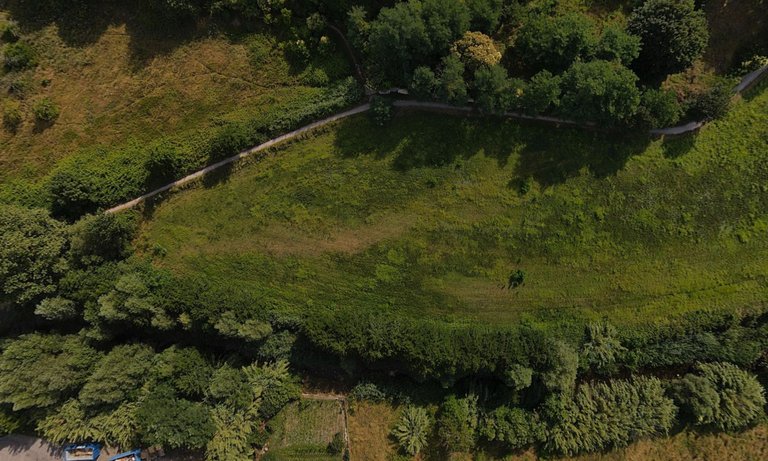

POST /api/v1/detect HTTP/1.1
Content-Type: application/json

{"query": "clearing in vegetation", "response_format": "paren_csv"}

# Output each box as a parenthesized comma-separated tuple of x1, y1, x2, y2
(264, 399, 346, 461)
(139, 82, 768, 337)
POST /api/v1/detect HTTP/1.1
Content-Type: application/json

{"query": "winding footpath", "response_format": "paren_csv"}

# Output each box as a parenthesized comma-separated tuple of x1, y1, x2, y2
(106, 65, 768, 214)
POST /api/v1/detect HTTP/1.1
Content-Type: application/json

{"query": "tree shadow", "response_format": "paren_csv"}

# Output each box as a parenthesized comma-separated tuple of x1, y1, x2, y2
(0, 0, 208, 69)
(661, 133, 698, 159)
(332, 112, 650, 189)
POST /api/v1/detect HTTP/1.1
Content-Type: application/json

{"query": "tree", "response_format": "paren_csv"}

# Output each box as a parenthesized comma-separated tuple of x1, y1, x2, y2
(98, 268, 174, 330)
(628, 0, 709, 79)
(243, 360, 300, 419)
(137, 385, 215, 450)
(346, 6, 370, 51)
(466, 0, 503, 34)
(543, 377, 676, 456)
(48, 169, 98, 220)
(437, 54, 468, 105)
(206, 404, 259, 461)
(670, 362, 766, 431)
(0, 205, 68, 306)
(520, 70, 561, 115)
(560, 60, 641, 125)
(437, 394, 478, 453)
(152, 346, 214, 399)
(3, 42, 35, 71)
(35, 296, 78, 320)
(581, 321, 626, 373)
(686, 84, 731, 121)
(473, 64, 509, 113)
(392, 406, 431, 456)
(481, 406, 544, 451)
(451, 31, 501, 72)
(70, 213, 136, 266)
(595, 24, 640, 65)
(636, 88, 682, 128)
(79, 344, 155, 408)
(0, 334, 101, 411)
(540, 341, 579, 394)
(515, 12, 598, 74)
(503, 364, 533, 391)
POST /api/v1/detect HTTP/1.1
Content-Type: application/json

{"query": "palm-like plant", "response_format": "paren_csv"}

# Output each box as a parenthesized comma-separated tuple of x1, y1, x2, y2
(391, 406, 431, 456)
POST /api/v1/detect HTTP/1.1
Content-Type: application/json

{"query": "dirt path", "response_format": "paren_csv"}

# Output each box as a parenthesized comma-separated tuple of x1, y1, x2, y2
(0, 435, 61, 461)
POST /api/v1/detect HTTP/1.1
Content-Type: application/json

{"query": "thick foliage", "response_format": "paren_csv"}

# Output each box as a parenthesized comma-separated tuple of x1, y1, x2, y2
(560, 60, 641, 125)
(391, 406, 431, 456)
(670, 362, 766, 431)
(481, 406, 544, 451)
(437, 394, 479, 453)
(543, 377, 676, 456)
(628, 0, 709, 79)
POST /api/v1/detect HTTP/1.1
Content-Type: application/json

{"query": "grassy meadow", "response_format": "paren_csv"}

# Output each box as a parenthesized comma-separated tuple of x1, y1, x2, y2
(0, 5, 350, 200)
(138, 81, 768, 337)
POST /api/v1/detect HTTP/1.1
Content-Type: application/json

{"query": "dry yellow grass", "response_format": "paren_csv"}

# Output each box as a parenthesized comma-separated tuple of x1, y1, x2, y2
(347, 402, 399, 461)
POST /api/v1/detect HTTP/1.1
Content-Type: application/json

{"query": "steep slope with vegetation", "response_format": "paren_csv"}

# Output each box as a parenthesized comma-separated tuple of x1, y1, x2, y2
(1, 0, 767, 460)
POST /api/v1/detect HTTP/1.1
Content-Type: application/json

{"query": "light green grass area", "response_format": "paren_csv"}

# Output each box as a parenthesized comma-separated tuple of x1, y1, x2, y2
(265, 399, 345, 461)
(139, 84, 768, 331)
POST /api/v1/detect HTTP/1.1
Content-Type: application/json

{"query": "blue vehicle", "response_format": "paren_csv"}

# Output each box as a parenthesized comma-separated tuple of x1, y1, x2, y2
(63, 443, 101, 461)
(108, 449, 143, 461)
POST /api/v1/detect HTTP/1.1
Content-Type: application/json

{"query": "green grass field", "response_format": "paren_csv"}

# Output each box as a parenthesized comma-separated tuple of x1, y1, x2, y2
(137, 81, 768, 334)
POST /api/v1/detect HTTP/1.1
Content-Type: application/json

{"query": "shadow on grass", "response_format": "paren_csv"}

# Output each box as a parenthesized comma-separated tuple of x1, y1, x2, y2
(332, 112, 651, 188)
(0, 0, 204, 67)
(661, 133, 698, 159)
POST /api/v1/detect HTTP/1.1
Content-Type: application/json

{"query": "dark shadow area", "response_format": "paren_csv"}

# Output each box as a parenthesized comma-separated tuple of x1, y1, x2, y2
(202, 160, 235, 189)
(332, 112, 651, 189)
(662, 133, 698, 159)
(0, 0, 210, 69)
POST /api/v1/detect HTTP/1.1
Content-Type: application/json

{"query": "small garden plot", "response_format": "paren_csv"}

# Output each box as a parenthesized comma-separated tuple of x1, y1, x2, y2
(264, 399, 346, 461)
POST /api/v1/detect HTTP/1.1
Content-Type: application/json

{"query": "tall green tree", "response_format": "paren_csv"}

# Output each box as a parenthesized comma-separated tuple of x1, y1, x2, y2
(0, 334, 101, 411)
(0, 205, 68, 306)
(473, 64, 509, 113)
(437, 54, 468, 105)
(560, 60, 641, 125)
(628, 0, 709, 79)
(515, 12, 598, 74)
(437, 394, 479, 453)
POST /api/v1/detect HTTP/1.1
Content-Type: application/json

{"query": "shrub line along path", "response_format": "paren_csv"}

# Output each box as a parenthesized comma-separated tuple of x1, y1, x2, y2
(105, 65, 768, 214)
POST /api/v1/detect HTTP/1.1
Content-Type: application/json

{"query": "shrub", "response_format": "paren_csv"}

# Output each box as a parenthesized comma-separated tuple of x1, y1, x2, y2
(636, 88, 682, 128)
(370, 96, 393, 126)
(3, 42, 35, 71)
(437, 54, 468, 105)
(628, 0, 709, 79)
(686, 84, 731, 121)
(539, 340, 578, 394)
(69, 212, 137, 265)
(670, 362, 766, 431)
(581, 322, 626, 373)
(328, 431, 346, 454)
(137, 385, 215, 450)
(48, 169, 98, 221)
(207, 123, 250, 161)
(595, 24, 640, 66)
(145, 141, 183, 185)
(1, 21, 20, 43)
(2, 100, 22, 131)
(32, 97, 60, 123)
(391, 406, 431, 456)
(473, 64, 509, 114)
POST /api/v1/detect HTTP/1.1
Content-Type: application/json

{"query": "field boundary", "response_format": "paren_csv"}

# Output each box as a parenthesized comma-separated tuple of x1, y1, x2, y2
(300, 392, 352, 460)
(105, 65, 768, 214)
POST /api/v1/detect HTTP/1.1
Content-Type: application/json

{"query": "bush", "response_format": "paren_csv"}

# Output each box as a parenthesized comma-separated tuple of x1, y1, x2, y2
(350, 382, 387, 403)
(391, 406, 431, 456)
(581, 322, 626, 373)
(515, 12, 597, 74)
(32, 97, 60, 123)
(473, 64, 509, 114)
(437, 54, 468, 105)
(670, 362, 766, 431)
(145, 141, 183, 185)
(3, 42, 35, 71)
(207, 123, 250, 161)
(2, 101, 22, 131)
(686, 84, 731, 121)
(328, 431, 345, 454)
(628, 0, 709, 80)
(70, 212, 137, 265)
